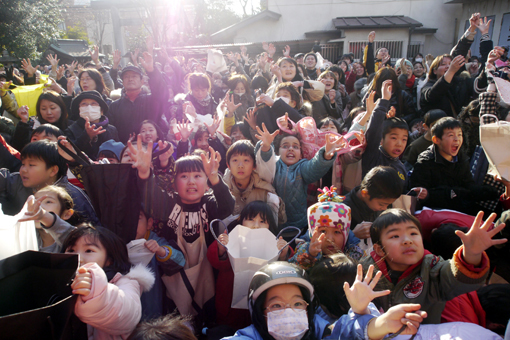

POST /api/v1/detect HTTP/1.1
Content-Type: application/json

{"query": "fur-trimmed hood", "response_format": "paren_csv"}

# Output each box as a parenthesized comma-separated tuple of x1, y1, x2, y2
(111, 263, 155, 293)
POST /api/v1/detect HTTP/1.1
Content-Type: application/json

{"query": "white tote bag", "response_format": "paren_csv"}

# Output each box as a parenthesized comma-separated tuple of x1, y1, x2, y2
(480, 114, 510, 181)
(210, 221, 300, 309)
(0, 204, 38, 260)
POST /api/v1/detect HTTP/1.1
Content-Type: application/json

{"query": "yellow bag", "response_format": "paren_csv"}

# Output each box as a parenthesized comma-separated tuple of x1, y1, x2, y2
(11, 75, 49, 117)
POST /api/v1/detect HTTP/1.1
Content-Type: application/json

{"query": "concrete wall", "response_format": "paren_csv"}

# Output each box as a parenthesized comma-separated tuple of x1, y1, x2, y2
(231, 0, 463, 57)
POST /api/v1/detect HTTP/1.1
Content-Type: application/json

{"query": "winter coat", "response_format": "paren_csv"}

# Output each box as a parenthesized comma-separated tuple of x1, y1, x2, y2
(0, 170, 100, 225)
(74, 263, 155, 340)
(222, 312, 374, 340)
(343, 187, 381, 231)
(223, 169, 286, 225)
(107, 68, 168, 143)
(38, 213, 75, 253)
(360, 246, 489, 324)
(254, 141, 335, 231)
(362, 89, 417, 123)
(410, 145, 499, 214)
(310, 95, 343, 125)
(175, 93, 219, 119)
(65, 116, 119, 160)
(255, 97, 303, 134)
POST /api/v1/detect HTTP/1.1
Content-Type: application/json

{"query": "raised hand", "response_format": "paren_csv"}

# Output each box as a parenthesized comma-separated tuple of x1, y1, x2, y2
(18, 195, 48, 223)
(157, 140, 174, 168)
(176, 119, 192, 141)
(46, 54, 59, 70)
(72, 267, 92, 296)
(267, 43, 276, 57)
(67, 76, 77, 96)
(309, 227, 326, 257)
(386, 106, 396, 119)
(128, 134, 153, 180)
(475, 16, 492, 35)
(139, 51, 154, 73)
(381, 79, 392, 100)
(217, 130, 232, 146)
(255, 122, 279, 152)
(282, 45, 290, 58)
(344, 264, 390, 314)
(244, 108, 257, 130)
(200, 146, 221, 185)
(183, 101, 197, 119)
(56, 65, 65, 80)
(84, 117, 106, 140)
(66, 60, 78, 75)
(112, 50, 122, 69)
(262, 42, 269, 52)
(365, 91, 376, 118)
(382, 54, 391, 65)
(224, 93, 242, 114)
(130, 48, 140, 67)
(257, 93, 274, 107)
(277, 236, 289, 260)
(17, 105, 29, 123)
(21, 58, 39, 77)
(368, 31, 376, 43)
(204, 116, 220, 136)
(218, 230, 229, 256)
(469, 12, 481, 31)
(47, 77, 63, 94)
(325, 133, 347, 160)
(270, 62, 282, 81)
(89, 45, 100, 64)
(57, 136, 76, 161)
(457, 211, 507, 266)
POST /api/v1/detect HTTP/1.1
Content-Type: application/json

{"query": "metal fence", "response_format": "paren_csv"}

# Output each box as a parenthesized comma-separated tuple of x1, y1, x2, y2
(348, 40, 403, 63)
(407, 42, 422, 60)
(320, 43, 344, 63)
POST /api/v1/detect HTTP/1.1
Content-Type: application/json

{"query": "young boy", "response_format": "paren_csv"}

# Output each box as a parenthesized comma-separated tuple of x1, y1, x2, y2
(403, 109, 447, 168)
(343, 166, 403, 240)
(410, 117, 499, 214)
(224, 139, 286, 225)
(132, 134, 235, 319)
(362, 208, 506, 324)
(0, 140, 99, 225)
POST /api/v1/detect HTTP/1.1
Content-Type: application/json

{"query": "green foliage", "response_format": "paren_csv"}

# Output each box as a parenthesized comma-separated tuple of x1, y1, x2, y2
(0, 0, 64, 59)
(63, 26, 92, 45)
(126, 27, 149, 53)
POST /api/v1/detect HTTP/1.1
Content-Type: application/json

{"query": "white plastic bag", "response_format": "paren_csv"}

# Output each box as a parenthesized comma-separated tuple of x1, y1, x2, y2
(0, 204, 38, 260)
(126, 239, 155, 267)
(480, 114, 510, 181)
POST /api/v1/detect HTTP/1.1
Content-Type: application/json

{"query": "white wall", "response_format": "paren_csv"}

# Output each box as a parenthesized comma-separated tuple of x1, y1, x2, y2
(232, 0, 462, 57)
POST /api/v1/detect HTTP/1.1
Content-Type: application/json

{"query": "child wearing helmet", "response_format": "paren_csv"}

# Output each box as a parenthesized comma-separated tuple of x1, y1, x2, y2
(289, 186, 364, 270)
(222, 261, 427, 340)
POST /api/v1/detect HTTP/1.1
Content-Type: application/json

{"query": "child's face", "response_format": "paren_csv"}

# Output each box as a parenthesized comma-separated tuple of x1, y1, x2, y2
(39, 99, 62, 124)
(175, 170, 208, 204)
(381, 128, 408, 158)
(374, 221, 424, 272)
(121, 150, 134, 164)
(65, 235, 109, 268)
(433, 127, 463, 161)
(276, 89, 296, 108)
(242, 213, 269, 229)
(279, 60, 297, 81)
(320, 75, 335, 91)
(35, 191, 63, 217)
(317, 226, 345, 255)
(320, 121, 338, 133)
(228, 153, 254, 183)
(20, 156, 58, 189)
(234, 82, 246, 96)
(31, 132, 58, 143)
(360, 189, 396, 212)
(140, 123, 158, 144)
(263, 284, 306, 318)
(230, 127, 246, 143)
(191, 86, 209, 101)
(279, 136, 301, 166)
(196, 132, 210, 151)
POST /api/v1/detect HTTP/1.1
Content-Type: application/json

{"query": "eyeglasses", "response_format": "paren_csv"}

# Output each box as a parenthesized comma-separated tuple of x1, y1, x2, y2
(280, 145, 300, 150)
(265, 300, 309, 314)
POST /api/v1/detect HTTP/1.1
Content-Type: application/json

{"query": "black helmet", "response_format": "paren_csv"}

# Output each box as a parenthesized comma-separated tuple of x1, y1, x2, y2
(248, 261, 314, 313)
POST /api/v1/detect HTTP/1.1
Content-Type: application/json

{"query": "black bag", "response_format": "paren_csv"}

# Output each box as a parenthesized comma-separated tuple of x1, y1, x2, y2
(0, 251, 86, 340)
(58, 139, 143, 243)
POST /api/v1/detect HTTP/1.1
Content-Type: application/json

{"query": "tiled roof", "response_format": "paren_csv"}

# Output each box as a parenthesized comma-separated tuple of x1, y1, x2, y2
(333, 16, 422, 29)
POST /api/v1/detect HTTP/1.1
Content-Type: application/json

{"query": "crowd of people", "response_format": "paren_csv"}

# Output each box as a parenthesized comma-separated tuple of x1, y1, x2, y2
(1, 11, 510, 340)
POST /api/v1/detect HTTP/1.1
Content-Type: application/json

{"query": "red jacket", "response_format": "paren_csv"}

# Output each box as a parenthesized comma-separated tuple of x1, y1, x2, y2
(441, 291, 486, 327)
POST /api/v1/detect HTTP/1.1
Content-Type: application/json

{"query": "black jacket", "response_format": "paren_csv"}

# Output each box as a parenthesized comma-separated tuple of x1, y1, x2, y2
(65, 116, 119, 160)
(343, 187, 381, 230)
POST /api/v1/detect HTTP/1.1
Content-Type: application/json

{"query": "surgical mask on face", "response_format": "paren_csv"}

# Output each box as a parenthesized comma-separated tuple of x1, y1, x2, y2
(235, 92, 245, 97)
(79, 105, 102, 121)
(415, 58, 423, 63)
(278, 96, 291, 105)
(267, 309, 308, 340)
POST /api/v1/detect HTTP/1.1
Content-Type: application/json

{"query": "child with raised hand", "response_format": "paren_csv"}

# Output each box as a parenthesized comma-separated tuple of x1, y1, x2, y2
(207, 201, 291, 331)
(290, 187, 364, 269)
(63, 224, 155, 340)
(255, 124, 346, 233)
(19, 185, 75, 252)
(131, 134, 235, 321)
(362, 208, 507, 324)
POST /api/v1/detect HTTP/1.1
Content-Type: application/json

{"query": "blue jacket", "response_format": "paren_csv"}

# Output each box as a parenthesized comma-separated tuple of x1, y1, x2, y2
(255, 142, 335, 231)
(222, 312, 374, 340)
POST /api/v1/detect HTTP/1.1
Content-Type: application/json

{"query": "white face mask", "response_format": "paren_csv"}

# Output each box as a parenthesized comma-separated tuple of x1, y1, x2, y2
(267, 309, 309, 340)
(235, 92, 245, 97)
(278, 96, 291, 105)
(415, 58, 423, 63)
(79, 105, 102, 121)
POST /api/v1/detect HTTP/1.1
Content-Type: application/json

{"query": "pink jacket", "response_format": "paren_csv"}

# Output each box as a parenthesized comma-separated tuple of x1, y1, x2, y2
(74, 263, 155, 340)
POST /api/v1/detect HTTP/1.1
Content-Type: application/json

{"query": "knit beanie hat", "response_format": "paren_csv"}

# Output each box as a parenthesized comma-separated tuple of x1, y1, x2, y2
(307, 186, 351, 249)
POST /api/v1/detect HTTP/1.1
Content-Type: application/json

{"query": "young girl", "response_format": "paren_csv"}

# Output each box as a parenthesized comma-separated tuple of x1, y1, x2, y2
(19, 185, 75, 253)
(224, 261, 427, 340)
(290, 187, 364, 270)
(63, 224, 155, 340)
(316, 71, 343, 123)
(207, 201, 291, 331)
(132, 135, 235, 323)
(228, 74, 255, 122)
(139, 120, 164, 145)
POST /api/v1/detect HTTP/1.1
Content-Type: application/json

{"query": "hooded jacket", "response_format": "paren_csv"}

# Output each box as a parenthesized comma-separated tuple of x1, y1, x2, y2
(360, 246, 489, 324)
(74, 263, 155, 340)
